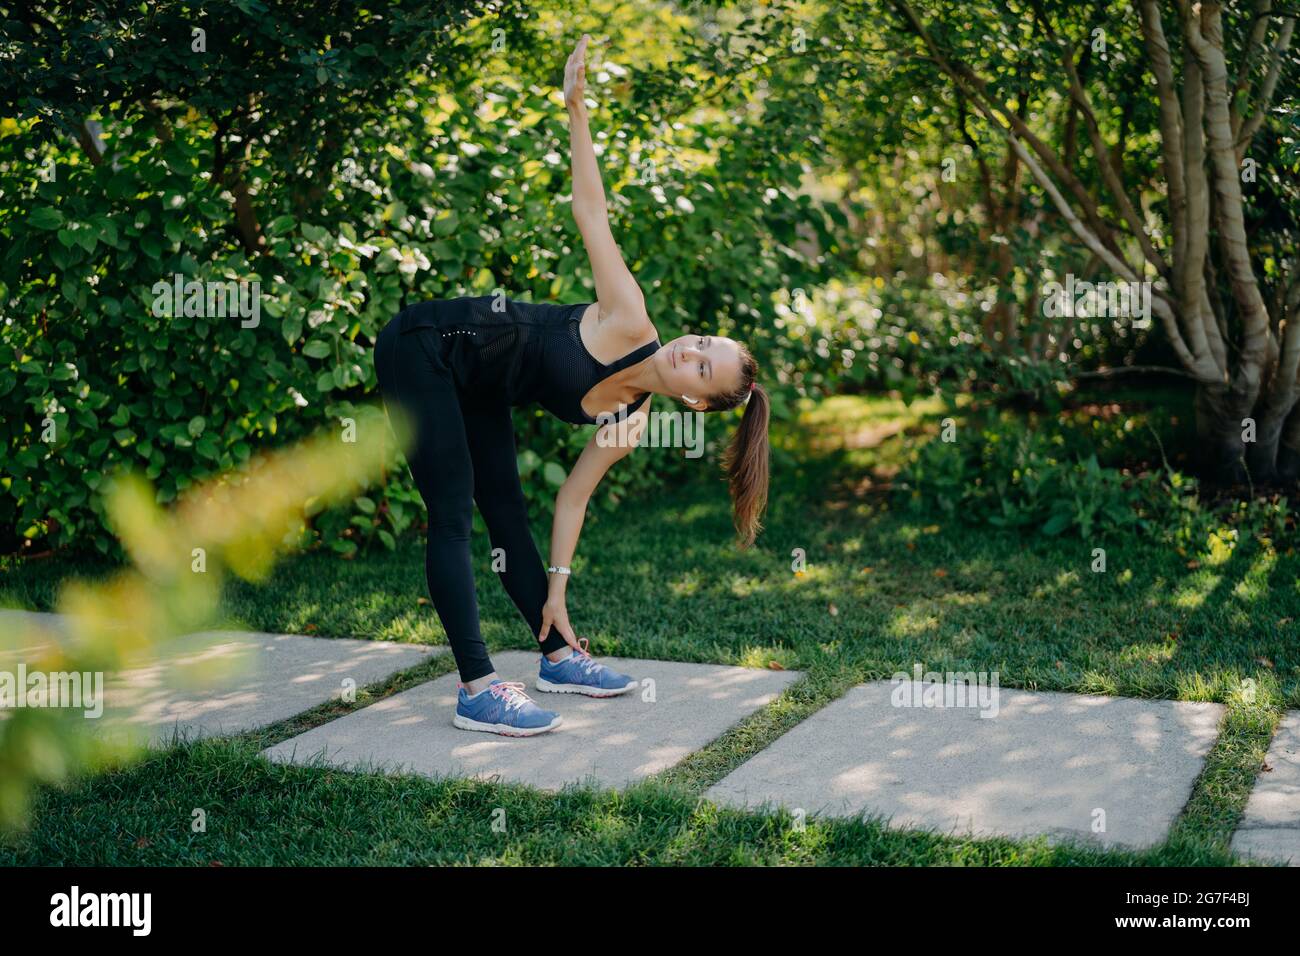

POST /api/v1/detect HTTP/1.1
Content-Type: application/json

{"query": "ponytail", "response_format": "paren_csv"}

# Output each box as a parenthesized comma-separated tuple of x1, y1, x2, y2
(720, 381, 770, 549)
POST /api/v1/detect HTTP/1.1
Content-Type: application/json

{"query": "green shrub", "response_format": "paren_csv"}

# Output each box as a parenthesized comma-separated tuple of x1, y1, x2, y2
(900, 409, 1299, 549)
(898, 420, 1203, 541)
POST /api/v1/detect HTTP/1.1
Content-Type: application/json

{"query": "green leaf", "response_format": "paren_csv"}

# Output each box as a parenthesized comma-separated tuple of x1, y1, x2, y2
(195, 434, 219, 460)
(1042, 511, 1073, 536)
(517, 449, 541, 475)
(302, 339, 332, 359)
(30, 206, 64, 230)
(50, 244, 76, 270)
(433, 211, 459, 236)
(267, 215, 296, 237)
(543, 461, 567, 487)
(95, 217, 119, 246)
(281, 314, 303, 346)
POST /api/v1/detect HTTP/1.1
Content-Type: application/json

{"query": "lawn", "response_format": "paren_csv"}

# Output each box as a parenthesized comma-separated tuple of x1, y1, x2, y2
(1, 393, 1295, 866)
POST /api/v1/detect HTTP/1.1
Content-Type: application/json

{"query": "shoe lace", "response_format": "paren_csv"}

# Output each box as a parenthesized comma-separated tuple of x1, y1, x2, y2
(487, 681, 533, 711)
(573, 637, 601, 674)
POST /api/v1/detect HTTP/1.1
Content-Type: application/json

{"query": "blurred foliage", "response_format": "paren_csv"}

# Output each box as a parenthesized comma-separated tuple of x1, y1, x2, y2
(0, 404, 395, 829)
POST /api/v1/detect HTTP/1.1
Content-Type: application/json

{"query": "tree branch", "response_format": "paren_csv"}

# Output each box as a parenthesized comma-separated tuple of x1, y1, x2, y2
(1236, 16, 1295, 160)
(1231, 0, 1276, 138)
(887, 0, 1133, 270)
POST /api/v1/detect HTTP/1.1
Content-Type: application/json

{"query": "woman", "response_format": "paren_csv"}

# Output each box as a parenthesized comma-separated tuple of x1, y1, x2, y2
(374, 35, 770, 737)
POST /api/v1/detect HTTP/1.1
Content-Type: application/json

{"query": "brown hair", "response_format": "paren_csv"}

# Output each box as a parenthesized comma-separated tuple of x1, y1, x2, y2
(710, 346, 769, 549)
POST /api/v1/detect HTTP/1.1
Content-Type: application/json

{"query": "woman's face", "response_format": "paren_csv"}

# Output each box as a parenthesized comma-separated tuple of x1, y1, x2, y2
(656, 333, 744, 407)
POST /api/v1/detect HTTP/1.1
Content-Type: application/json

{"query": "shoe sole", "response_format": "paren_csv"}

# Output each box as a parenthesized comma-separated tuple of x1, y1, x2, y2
(535, 678, 639, 698)
(452, 713, 563, 737)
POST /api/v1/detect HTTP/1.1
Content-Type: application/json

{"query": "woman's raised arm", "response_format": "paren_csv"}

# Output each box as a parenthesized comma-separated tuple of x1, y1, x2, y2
(564, 35, 648, 330)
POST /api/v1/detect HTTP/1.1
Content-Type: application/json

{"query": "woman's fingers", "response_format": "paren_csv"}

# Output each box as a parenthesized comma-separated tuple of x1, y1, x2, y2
(558, 622, 582, 652)
(538, 605, 579, 652)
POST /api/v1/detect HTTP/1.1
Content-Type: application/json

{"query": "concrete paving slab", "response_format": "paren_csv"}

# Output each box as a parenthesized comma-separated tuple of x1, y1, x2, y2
(0, 609, 440, 745)
(261, 650, 801, 791)
(706, 679, 1224, 849)
(1231, 711, 1300, 866)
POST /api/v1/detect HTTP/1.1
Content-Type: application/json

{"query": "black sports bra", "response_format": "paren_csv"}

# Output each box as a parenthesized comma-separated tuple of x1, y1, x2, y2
(396, 296, 658, 425)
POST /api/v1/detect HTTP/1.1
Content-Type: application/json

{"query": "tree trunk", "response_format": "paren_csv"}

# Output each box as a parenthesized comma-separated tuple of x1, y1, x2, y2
(1253, 318, 1300, 480)
(1197, 330, 1300, 484)
(1280, 401, 1300, 480)
(1195, 381, 1251, 482)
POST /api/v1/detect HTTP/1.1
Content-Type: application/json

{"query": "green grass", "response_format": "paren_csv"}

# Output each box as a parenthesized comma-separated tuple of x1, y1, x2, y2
(2, 392, 1296, 865)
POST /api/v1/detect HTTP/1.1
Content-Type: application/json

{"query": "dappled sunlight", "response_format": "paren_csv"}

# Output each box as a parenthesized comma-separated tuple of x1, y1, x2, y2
(1231, 551, 1275, 603)
(668, 572, 704, 597)
(657, 503, 715, 527)
(1031, 570, 1081, 601)
(795, 393, 951, 434)
(726, 575, 766, 598)
(1170, 573, 1218, 609)
(736, 646, 796, 670)
(1117, 641, 1178, 666)
(886, 606, 943, 639)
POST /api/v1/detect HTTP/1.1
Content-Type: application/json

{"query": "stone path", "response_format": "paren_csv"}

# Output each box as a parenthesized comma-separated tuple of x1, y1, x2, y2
(706, 681, 1224, 849)
(6, 609, 1297, 859)
(0, 609, 438, 745)
(1231, 711, 1300, 866)
(261, 650, 801, 791)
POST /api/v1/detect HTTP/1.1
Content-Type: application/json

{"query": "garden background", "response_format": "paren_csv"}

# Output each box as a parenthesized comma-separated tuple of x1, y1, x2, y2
(0, 0, 1297, 865)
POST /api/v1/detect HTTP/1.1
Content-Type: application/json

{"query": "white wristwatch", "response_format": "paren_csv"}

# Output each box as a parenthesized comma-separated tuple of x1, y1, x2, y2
(547, 565, 571, 575)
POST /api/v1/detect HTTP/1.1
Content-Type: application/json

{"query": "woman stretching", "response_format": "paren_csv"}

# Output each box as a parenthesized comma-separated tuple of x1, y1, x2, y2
(374, 35, 770, 737)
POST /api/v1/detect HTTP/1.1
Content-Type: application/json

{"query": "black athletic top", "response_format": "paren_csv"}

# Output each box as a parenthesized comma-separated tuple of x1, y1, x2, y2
(396, 296, 659, 425)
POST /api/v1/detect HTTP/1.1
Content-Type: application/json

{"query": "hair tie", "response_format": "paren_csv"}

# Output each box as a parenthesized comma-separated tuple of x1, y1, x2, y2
(748, 381, 756, 392)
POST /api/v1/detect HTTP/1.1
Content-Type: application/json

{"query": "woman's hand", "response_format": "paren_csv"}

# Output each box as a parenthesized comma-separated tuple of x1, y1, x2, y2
(538, 593, 583, 654)
(563, 34, 589, 111)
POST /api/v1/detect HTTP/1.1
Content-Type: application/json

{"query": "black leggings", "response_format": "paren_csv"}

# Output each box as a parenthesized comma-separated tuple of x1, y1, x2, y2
(374, 313, 568, 682)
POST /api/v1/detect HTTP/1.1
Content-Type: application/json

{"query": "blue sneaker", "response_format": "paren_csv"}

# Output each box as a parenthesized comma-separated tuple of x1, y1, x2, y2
(453, 679, 562, 737)
(536, 640, 638, 698)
